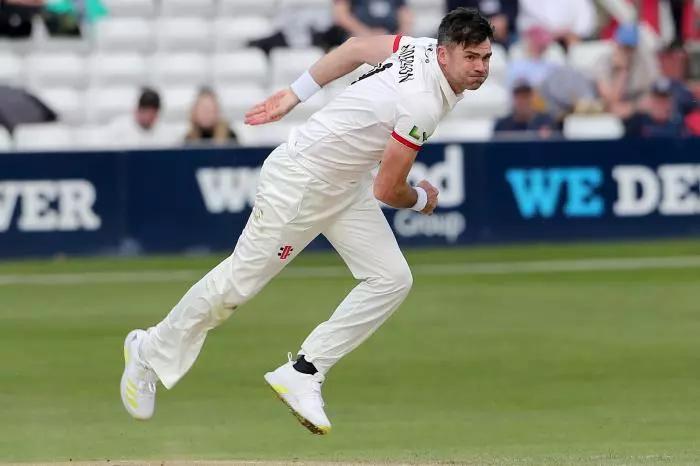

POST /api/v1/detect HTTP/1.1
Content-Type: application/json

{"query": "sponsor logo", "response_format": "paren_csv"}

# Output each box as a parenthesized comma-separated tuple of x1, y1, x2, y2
(506, 163, 700, 219)
(352, 62, 393, 85)
(408, 125, 429, 143)
(398, 44, 415, 83)
(394, 210, 465, 243)
(197, 167, 260, 214)
(390, 144, 467, 242)
(613, 164, 700, 216)
(278, 245, 293, 260)
(506, 168, 604, 218)
(0, 179, 101, 232)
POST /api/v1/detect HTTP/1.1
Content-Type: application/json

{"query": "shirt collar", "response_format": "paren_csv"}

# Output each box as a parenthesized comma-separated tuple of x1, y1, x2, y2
(430, 49, 462, 109)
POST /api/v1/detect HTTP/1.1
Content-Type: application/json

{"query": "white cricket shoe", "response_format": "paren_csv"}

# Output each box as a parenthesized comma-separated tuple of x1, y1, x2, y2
(120, 329, 158, 420)
(264, 354, 331, 435)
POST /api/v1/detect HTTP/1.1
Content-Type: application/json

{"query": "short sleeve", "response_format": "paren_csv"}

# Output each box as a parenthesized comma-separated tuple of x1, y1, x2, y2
(391, 94, 440, 151)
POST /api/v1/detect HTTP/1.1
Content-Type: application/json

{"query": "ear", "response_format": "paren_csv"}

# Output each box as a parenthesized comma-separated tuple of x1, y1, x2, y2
(437, 44, 448, 66)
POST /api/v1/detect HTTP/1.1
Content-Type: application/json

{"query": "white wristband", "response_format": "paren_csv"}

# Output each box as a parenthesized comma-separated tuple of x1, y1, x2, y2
(290, 70, 321, 102)
(411, 187, 428, 212)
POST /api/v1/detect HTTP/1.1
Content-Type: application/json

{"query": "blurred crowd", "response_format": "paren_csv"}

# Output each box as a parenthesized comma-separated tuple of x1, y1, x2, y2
(0, 0, 699, 148)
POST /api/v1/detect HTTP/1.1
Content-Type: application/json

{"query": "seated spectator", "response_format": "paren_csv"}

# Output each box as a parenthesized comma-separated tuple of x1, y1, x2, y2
(686, 109, 700, 136)
(624, 78, 689, 137)
(596, 23, 660, 119)
(105, 88, 174, 149)
(507, 26, 558, 89)
(185, 88, 237, 146)
(494, 79, 555, 138)
(447, 0, 518, 47)
(0, 0, 43, 37)
(329, 0, 412, 45)
(248, 2, 333, 54)
(540, 65, 600, 122)
(517, 0, 596, 48)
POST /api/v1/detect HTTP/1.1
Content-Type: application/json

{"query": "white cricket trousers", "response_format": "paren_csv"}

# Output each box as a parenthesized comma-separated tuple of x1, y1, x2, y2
(141, 144, 413, 389)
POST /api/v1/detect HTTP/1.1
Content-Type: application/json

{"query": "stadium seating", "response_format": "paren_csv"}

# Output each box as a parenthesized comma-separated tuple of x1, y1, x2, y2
(0, 52, 23, 86)
(14, 123, 74, 151)
(233, 120, 298, 146)
(451, 82, 510, 119)
(508, 41, 567, 65)
(160, 0, 217, 17)
(86, 86, 140, 123)
(0, 1, 662, 151)
(563, 113, 624, 140)
(430, 117, 494, 142)
(160, 86, 199, 122)
(150, 52, 210, 86)
(568, 40, 614, 78)
(0, 126, 12, 151)
(90, 53, 149, 87)
(217, 0, 276, 17)
(270, 47, 324, 88)
(26, 53, 88, 89)
(35, 88, 86, 125)
(72, 124, 111, 149)
(217, 84, 268, 122)
(213, 16, 274, 51)
(101, 0, 156, 17)
(155, 18, 213, 52)
(212, 49, 268, 86)
(94, 18, 154, 53)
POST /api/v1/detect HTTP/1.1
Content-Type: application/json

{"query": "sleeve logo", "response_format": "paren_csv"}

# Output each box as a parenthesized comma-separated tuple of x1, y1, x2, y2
(409, 125, 429, 143)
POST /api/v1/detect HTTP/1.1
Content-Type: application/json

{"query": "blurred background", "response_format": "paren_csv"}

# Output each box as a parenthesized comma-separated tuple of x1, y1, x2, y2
(0, 0, 698, 149)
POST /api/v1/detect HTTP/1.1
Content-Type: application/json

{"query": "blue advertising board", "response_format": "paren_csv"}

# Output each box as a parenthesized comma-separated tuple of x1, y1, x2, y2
(1, 138, 699, 258)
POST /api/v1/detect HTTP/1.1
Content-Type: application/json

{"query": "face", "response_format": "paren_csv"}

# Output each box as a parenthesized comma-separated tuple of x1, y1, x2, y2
(438, 39, 492, 93)
(513, 89, 533, 115)
(650, 94, 672, 121)
(135, 107, 158, 130)
(193, 94, 220, 129)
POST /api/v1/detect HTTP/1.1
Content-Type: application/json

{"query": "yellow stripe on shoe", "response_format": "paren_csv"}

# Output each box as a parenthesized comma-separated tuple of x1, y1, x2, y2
(271, 384, 288, 394)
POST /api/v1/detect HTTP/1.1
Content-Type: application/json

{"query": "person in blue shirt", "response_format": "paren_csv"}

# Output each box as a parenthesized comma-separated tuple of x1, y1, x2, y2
(494, 79, 555, 138)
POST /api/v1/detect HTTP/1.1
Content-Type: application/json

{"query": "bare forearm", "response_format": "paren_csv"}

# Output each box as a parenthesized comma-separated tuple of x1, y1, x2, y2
(374, 181, 417, 209)
(308, 35, 395, 86)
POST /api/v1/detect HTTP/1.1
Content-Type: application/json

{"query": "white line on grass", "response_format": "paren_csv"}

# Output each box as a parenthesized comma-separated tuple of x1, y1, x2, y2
(1, 255, 700, 286)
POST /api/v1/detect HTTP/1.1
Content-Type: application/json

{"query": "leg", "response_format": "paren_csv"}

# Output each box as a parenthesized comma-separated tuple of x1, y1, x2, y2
(300, 186, 413, 374)
(140, 146, 323, 389)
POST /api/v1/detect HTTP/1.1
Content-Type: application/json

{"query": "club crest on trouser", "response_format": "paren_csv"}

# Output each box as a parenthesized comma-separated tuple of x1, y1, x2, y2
(278, 245, 294, 260)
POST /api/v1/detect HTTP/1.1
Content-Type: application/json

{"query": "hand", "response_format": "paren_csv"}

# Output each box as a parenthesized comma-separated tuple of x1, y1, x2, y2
(244, 88, 300, 126)
(417, 179, 439, 215)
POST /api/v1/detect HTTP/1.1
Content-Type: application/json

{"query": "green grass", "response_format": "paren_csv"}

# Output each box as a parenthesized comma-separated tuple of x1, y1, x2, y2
(2, 238, 700, 464)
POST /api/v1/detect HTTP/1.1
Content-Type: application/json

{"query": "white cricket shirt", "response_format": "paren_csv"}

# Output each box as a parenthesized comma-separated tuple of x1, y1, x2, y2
(287, 35, 463, 186)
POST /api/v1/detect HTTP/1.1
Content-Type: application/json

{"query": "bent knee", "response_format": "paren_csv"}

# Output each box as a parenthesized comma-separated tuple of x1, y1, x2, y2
(385, 264, 413, 295)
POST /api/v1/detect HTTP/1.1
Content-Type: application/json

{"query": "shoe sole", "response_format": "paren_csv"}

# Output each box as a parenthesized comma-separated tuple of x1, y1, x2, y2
(263, 374, 330, 436)
(120, 330, 151, 421)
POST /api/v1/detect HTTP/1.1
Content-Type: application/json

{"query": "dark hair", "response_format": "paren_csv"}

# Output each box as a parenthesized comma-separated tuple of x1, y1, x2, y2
(138, 87, 161, 110)
(437, 7, 493, 47)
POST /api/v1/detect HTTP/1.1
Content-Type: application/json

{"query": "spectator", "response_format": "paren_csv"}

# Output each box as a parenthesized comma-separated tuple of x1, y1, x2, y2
(447, 0, 518, 47)
(105, 88, 174, 149)
(247, 2, 333, 54)
(686, 108, 700, 136)
(517, 0, 596, 48)
(184, 88, 237, 146)
(507, 26, 558, 88)
(624, 78, 689, 137)
(331, 0, 412, 43)
(596, 23, 660, 119)
(494, 79, 556, 138)
(0, 0, 42, 37)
